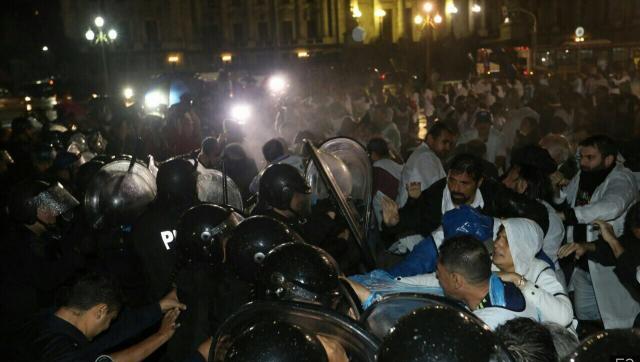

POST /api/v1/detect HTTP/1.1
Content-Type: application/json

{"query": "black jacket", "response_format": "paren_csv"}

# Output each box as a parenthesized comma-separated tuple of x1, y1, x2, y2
(384, 177, 549, 238)
(589, 234, 640, 303)
(16, 304, 162, 362)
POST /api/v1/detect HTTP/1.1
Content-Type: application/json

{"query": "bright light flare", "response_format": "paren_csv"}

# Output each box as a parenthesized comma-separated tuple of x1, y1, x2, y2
(94, 16, 104, 28)
(434, 14, 443, 24)
(423, 2, 434, 13)
(144, 90, 168, 109)
(414, 15, 424, 25)
(230, 103, 252, 124)
(85, 29, 95, 41)
(267, 75, 287, 94)
(42, 46, 49, 52)
(123, 87, 134, 100)
(446, 3, 458, 14)
(107, 29, 117, 40)
(374, 9, 387, 17)
(471, 4, 482, 13)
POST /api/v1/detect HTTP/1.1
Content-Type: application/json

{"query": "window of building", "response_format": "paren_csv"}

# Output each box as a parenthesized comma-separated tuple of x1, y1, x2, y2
(281, 21, 293, 44)
(258, 22, 269, 45)
(145, 20, 159, 45)
(233, 23, 246, 45)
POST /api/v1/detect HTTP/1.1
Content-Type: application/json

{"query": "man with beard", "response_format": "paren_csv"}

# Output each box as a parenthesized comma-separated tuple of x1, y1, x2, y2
(382, 153, 548, 239)
(396, 122, 456, 207)
(555, 135, 639, 331)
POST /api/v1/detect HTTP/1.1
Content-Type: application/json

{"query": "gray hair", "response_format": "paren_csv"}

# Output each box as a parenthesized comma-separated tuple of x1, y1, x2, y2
(542, 322, 579, 361)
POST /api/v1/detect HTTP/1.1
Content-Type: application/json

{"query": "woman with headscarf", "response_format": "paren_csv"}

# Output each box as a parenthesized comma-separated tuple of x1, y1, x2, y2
(493, 218, 575, 328)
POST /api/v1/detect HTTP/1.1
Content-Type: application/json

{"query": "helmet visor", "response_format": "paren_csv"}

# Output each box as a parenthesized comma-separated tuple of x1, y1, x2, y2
(32, 183, 80, 218)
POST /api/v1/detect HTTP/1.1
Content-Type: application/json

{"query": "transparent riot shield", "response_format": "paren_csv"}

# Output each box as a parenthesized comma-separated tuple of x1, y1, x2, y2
(305, 138, 374, 269)
(84, 158, 157, 229)
(211, 301, 380, 362)
(197, 168, 244, 211)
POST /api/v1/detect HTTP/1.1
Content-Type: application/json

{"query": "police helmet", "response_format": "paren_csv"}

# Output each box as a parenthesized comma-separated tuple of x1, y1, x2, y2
(176, 203, 243, 264)
(563, 329, 640, 362)
(75, 159, 106, 197)
(259, 163, 310, 210)
(156, 158, 198, 202)
(222, 320, 328, 362)
(226, 215, 303, 282)
(259, 242, 340, 307)
(8, 180, 79, 224)
(378, 304, 512, 362)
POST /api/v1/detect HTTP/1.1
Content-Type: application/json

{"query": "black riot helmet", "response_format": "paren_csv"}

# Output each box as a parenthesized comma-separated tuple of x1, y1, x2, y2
(75, 159, 106, 198)
(222, 320, 328, 362)
(562, 329, 640, 362)
(378, 304, 513, 362)
(176, 203, 243, 265)
(226, 216, 303, 282)
(8, 180, 79, 225)
(259, 163, 310, 211)
(156, 157, 198, 203)
(259, 242, 341, 307)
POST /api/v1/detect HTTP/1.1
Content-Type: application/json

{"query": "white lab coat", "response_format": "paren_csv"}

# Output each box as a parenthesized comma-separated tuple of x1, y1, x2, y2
(396, 143, 446, 207)
(558, 163, 640, 328)
(499, 218, 574, 328)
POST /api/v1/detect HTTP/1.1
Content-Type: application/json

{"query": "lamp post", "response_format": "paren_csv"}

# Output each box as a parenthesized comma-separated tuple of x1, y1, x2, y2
(85, 16, 117, 94)
(505, 7, 537, 74)
(374, 8, 387, 41)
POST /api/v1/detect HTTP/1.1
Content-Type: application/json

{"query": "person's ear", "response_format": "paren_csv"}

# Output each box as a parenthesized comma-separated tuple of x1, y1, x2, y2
(452, 272, 464, 290)
(95, 303, 109, 320)
(604, 154, 615, 168)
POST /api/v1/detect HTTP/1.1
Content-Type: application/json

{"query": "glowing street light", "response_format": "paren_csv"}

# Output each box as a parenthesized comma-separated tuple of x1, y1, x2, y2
(42, 45, 49, 52)
(221, 53, 232, 63)
(504, 17, 510, 24)
(267, 75, 288, 94)
(445, 3, 458, 14)
(85, 29, 95, 41)
(352, 6, 362, 18)
(471, 4, 482, 13)
(107, 29, 117, 40)
(123, 87, 134, 100)
(374, 8, 387, 17)
(414, 15, 425, 25)
(94, 16, 104, 28)
(434, 14, 443, 24)
(423, 2, 434, 13)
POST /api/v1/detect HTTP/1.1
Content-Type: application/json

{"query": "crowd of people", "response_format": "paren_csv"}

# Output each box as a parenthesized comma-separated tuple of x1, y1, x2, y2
(1, 62, 640, 361)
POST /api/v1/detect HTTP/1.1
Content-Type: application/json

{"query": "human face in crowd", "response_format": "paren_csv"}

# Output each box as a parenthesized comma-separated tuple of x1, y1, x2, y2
(492, 228, 515, 273)
(426, 131, 456, 159)
(475, 121, 491, 139)
(502, 166, 528, 194)
(290, 191, 312, 217)
(447, 171, 482, 206)
(579, 145, 613, 172)
(436, 262, 461, 300)
(86, 305, 119, 340)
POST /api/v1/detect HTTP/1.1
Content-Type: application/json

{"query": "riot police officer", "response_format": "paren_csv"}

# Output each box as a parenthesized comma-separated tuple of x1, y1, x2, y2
(258, 242, 341, 308)
(166, 203, 245, 362)
(1, 180, 83, 357)
(254, 163, 356, 273)
(130, 157, 199, 303)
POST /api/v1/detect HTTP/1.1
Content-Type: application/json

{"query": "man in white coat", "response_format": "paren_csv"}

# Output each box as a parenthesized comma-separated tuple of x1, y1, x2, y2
(555, 135, 639, 329)
(396, 122, 456, 207)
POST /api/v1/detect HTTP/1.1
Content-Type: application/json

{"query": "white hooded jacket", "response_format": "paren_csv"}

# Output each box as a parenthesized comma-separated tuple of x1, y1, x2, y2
(557, 163, 640, 328)
(498, 218, 574, 328)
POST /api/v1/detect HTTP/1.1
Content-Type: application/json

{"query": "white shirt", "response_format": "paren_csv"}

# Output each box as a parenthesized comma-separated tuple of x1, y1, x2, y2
(396, 143, 446, 207)
(458, 127, 507, 164)
(441, 186, 484, 214)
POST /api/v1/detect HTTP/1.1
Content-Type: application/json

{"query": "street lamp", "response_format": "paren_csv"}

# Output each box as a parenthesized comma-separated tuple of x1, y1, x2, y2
(445, 3, 458, 14)
(85, 16, 117, 94)
(433, 14, 443, 24)
(471, 4, 482, 13)
(423, 2, 434, 13)
(42, 45, 49, 52)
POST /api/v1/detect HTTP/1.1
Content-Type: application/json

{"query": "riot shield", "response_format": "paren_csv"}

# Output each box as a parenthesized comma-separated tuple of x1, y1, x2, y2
(84, 158, 157, 229)
(211, 301, 380, 362)
(196, 168, 244, 211)
(305, 138, 374, 270)
(359, 293, 471, 340)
